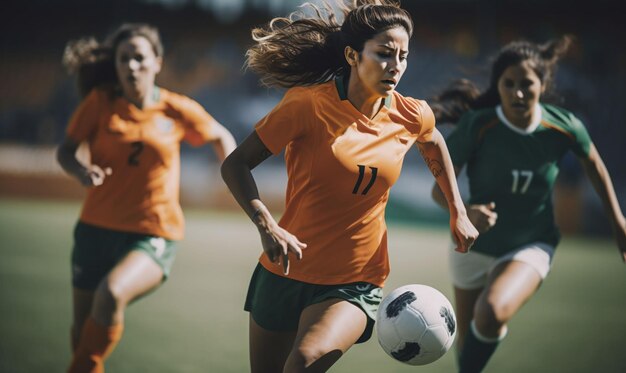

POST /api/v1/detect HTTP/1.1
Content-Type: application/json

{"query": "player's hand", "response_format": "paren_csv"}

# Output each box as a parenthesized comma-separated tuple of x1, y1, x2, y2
(78, 165, 112, 187)
(468, 202, 498, 233)
(254, 212, 306, 275)
(451, 212, 479, 253)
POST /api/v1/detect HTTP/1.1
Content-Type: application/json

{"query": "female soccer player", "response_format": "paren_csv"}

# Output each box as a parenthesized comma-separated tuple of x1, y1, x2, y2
(221, 1, 478, 371)
(430, 36, 626, 373)
(57, 23, 236, 372)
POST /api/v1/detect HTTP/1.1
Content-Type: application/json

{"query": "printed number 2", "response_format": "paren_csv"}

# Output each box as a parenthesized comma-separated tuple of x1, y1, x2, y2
(128, 141, 144, 166)
(511, 169, 533, 194)
(352, 165, 378, 195)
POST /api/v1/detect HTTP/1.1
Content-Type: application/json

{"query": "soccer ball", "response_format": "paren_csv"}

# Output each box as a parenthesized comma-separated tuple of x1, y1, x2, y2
(376, 284, 457, 365)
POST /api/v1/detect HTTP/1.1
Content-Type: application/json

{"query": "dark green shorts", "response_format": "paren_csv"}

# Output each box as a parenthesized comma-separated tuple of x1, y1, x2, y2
(71, 221, 178, 290)
(244, 263, 383, 343)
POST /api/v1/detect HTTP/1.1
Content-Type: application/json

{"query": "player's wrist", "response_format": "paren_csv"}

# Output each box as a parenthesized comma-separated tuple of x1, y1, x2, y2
(251, 205, 272, 230)
(449, 202, 468, 217)
(252, 208, 264, 225)
(72, 165, 91, 184)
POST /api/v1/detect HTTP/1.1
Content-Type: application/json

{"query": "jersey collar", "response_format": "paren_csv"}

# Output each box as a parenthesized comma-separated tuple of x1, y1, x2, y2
(496, 103, 542, 135)
(152, 85, 161, 103)
(115, 85, 162, 110)
(334, 74, 392, 108)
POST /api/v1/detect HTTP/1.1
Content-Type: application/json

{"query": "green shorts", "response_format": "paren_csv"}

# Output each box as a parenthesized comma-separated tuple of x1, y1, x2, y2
(71, 221, 178, 290)
(244, 263, 383, 343)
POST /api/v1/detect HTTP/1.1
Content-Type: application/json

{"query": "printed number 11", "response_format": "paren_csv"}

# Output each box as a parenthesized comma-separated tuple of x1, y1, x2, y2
(353, 165, 378, 195)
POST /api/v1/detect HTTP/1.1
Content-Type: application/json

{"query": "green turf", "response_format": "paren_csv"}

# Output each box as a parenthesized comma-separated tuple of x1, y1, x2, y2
(0, 198, 624, 372)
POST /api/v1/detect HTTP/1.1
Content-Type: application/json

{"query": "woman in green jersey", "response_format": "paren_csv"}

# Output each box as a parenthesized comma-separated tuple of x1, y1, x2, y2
(430, 35, 626, 373)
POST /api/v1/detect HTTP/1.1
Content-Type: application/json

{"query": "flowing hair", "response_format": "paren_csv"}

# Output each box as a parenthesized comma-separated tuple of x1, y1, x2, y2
(246, 0, 413, 88)
(431, 35, 574, 124)
(62, 23, 163, 98)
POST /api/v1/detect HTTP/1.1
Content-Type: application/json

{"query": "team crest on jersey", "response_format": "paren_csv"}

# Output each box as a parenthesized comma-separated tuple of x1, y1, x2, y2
(155, 117, 174, 133)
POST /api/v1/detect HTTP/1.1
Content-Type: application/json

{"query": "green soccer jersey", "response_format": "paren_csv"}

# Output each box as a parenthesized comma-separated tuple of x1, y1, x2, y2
(446, 103, 592, 256)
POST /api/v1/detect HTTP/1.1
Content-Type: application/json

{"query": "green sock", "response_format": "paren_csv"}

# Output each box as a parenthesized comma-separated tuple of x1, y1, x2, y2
(458, 321, 504, 373)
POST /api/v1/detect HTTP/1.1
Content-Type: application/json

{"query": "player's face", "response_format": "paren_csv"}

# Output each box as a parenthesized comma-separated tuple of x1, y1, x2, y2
(497, 61, 544, 127)
(352, 26, 409, 98)
(115, 36, 162, 100)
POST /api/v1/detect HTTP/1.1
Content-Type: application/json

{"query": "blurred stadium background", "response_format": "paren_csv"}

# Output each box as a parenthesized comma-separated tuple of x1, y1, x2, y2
(1, 0, 625, 372)
(1, 0, 625, 230)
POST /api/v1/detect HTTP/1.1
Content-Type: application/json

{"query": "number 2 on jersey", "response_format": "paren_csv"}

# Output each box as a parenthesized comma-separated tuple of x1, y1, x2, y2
(128, 141, 144, 166)
(511, 169, 533, 194)
(353, 165, 378, 195)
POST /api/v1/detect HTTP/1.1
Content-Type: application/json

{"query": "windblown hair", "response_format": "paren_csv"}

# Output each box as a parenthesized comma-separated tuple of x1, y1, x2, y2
(431, 35, 574, 124)
(246, 0, 413, 88)
(62, 23, 163, 98)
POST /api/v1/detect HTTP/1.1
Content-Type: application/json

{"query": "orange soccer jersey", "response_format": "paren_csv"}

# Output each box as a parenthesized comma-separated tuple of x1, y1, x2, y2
(66, 87, 220, 240)
(255, 76, 435, 287)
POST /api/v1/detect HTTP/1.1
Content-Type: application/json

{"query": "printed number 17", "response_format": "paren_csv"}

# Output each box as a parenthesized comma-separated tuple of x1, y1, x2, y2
(511, 169, 533, 194)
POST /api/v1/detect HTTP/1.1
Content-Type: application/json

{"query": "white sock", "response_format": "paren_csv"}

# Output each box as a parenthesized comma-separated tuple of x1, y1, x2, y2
(471, 319, 508, 343)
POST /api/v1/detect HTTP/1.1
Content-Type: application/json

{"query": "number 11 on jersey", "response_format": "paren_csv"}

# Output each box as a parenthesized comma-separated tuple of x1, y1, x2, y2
(353, 165, 378, 195)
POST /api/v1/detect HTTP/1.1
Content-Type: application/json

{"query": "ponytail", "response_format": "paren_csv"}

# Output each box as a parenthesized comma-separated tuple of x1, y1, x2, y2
(62, 37, 116, 98)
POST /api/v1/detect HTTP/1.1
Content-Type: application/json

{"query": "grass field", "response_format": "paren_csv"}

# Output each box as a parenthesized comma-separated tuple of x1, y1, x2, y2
(0, 198, 625, 373)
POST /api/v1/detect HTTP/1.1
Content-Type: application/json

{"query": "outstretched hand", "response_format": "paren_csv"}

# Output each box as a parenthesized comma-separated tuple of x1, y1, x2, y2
(468, 202, 498, 233)
(254, 212, 307, 275)
(78, 165, 112, 187)
(451, 213, 479, 253)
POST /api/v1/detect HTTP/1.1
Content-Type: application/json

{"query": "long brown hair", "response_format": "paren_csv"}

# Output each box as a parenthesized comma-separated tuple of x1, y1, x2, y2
(62, 23, 163, 98)
(431, 35, 574, 124)
(245, 0, 413, 88)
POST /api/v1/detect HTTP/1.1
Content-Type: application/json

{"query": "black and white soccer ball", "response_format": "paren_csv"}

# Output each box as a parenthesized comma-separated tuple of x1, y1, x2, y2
(376, 284, 457, 365)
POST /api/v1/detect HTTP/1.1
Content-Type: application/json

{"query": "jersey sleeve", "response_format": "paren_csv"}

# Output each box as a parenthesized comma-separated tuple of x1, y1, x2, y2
(176, 95, 220, 147)
(254, 87, 313, 155)
(444, 111, 476, 167)
(566, 112, 592, 158)
(65, 88, 102, 143)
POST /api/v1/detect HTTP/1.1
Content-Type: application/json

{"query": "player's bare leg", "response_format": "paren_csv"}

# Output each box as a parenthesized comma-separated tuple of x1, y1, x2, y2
(453, 286, 482, 353)
(249, 317, 297, 373)
(458, 260, 542, 373)
(71, 288, 95, 351)
(91, 250, 164, 326)
(474, 260, 542, 337)
(283, 299, 367, 373)
(69, 251, 163, 372)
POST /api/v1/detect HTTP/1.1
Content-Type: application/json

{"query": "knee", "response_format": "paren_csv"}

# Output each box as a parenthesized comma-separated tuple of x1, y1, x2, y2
(285, 345, 340, 372)
(94, 280, 128, 312)
(286, 346, 320, 371)
(473, 297, 513, 330)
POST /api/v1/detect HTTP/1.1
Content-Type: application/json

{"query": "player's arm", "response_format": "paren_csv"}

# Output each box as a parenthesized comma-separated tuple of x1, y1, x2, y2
(579, 143, 626, 261)
(417, 128, 478, 253)
(206, 119, 237, 162)
(431, 167, 497, 234)
(220, 131, 306, 274)
(431, 164, 461, 210)
(56, 138, 109, 187)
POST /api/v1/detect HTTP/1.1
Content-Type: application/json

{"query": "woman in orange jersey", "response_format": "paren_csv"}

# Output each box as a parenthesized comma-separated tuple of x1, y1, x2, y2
(57, 23, 236, 372)
(221, 1, 479, 371)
